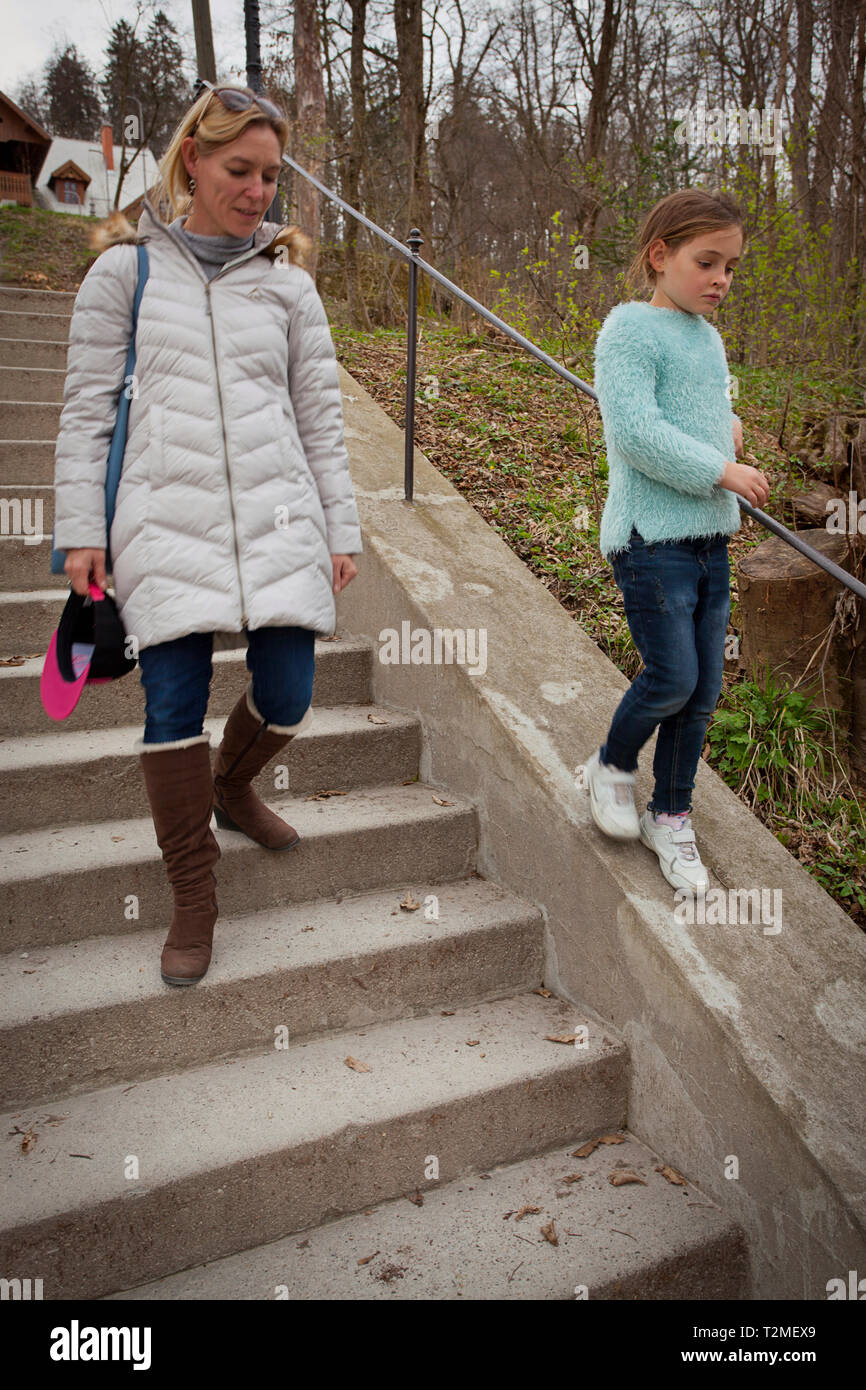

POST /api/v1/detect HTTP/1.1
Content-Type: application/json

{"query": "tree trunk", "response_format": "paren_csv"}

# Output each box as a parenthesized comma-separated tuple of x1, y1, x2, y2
(345, 0, 371, 329)
(292, 0, 327, 280)
(737, 529, 855, 720)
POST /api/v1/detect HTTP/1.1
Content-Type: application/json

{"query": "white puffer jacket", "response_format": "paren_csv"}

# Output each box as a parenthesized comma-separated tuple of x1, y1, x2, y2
(53, 197, 363, 652)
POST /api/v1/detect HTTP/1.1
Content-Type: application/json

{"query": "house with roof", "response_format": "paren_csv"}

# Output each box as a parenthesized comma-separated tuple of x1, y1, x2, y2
(0, 88, 157, 216)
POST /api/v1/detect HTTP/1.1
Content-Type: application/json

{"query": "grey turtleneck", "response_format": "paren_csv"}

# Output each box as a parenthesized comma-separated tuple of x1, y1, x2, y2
(167, 214, 256, 280)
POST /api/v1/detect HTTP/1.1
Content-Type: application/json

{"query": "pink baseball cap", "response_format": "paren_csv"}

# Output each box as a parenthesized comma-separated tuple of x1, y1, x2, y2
(41, 581, 137, 721)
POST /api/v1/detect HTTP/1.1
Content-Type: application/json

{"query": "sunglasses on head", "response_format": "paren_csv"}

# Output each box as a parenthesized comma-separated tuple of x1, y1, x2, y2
(192, 79, 283, 132)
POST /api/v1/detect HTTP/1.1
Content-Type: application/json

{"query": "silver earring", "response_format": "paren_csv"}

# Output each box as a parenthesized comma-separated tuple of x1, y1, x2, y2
(188, 176, 196, 194)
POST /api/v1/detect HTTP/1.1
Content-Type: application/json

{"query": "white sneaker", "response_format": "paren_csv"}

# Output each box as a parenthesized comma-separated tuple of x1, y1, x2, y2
(579, 748, 640, 839)
(638, 811, 709, 893)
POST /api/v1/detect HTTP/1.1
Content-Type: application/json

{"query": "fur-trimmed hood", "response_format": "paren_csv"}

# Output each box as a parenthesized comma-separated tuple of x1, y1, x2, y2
(90, 196, 310, 267)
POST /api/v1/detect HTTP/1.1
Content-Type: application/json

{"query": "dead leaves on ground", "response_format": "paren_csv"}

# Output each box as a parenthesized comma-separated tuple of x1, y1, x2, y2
(656, 1163, 687, 1186)
(9, 1113, 68, 1154)
(571, 1134, 625, 1158)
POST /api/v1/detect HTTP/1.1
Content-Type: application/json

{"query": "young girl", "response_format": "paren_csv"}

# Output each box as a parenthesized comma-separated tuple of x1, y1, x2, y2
(582, 188, 770, 892)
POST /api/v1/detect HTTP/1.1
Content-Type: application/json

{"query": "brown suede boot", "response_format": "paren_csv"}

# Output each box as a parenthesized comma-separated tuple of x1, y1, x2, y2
(137, 733, 221, 986)
(212, 684, 312, 850)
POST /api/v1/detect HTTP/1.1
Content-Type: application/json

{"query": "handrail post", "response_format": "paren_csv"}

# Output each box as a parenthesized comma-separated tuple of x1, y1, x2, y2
(405, 228, 423, 501)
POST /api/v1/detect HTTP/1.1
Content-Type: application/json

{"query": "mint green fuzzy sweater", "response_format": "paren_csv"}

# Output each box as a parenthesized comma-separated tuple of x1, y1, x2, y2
(593, 301, 741, 557)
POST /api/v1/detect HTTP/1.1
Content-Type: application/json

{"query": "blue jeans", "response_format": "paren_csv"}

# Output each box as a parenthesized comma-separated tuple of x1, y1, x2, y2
(138, 626, 316, 744)
(600, 527, 730, 815)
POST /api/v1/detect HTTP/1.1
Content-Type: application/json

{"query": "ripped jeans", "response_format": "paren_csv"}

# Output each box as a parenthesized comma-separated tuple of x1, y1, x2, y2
(600, 527, 730, 814)
(137, 626, 316, 744)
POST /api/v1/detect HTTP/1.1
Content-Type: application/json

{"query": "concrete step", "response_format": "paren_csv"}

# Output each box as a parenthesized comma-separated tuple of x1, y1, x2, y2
(0, 990, 628, 1299)
(0, 779, 478, 952)
(0, 538, 66, 593)
(0, 702, 422, 832)
(0, 440, 55, 485)
(0, 587, 68, 653)
(0, 365, 66, 402)
(0, 310, 70, 343)
(105, 1132, 749, 1301)
(0, 875, 544, 1108)
(0, 338, 68, 369)
(0, 286, 76, 314)
(0, 400, 62, 439)
(0, 635, 374, 736)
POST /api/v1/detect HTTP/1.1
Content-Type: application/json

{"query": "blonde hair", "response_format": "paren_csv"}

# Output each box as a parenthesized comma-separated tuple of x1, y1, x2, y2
(90, 85, 312, 269)
(624, 188, 746, 293)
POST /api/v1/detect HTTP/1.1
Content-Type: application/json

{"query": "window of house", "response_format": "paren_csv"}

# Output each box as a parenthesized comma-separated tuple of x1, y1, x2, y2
(63, 180, 79, 204)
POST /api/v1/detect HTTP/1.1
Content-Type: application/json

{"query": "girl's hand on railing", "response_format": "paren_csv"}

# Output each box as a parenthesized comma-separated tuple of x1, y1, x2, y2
(331, 553, 358, 594)
(64, 548, 107, 596)
(719, 459, 770, 509)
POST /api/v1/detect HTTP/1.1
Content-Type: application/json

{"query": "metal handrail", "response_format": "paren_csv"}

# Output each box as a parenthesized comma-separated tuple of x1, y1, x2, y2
(279, 149, 866, 602)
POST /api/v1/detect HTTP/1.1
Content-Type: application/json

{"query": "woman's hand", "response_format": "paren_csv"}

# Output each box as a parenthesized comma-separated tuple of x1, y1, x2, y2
(732, 415, 744, 458)
(64, 548, 107, 595)
(331, 554, 358, 594)
(719, 459, 770, 509)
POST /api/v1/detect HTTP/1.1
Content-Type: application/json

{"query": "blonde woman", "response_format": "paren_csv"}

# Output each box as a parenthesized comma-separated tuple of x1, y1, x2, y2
(52, 83, 363, 986)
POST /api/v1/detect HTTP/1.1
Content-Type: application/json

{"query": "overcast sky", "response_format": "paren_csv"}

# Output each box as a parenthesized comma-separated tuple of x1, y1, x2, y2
(0, 0, 284, 103)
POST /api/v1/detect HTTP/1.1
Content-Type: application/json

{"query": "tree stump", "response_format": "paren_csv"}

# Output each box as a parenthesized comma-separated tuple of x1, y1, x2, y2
(851, 596, 866, 788)
(737, 529, 854, 717)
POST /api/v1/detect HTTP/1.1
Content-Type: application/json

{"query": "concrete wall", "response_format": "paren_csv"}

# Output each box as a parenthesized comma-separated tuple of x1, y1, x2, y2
(334, 365, 866, 1301)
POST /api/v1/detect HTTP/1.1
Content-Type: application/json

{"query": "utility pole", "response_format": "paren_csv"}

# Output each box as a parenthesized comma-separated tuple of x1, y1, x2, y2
(244, 0, 281, 223)
(191, 0, 217, 82)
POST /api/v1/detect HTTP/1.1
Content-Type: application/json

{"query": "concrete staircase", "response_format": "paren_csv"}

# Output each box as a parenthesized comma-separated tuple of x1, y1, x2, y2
(0, 283, 750, 1299)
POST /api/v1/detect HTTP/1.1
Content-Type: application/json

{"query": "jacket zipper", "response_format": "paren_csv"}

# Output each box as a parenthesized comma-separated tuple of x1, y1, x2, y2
(204, 281, 248, 626)
(141, 209, 284, 630)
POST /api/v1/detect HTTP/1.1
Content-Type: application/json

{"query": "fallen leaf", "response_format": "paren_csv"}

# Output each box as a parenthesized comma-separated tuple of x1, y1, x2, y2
(399, 890, 420, 912)
(367, 713, 389, 724)
(598, 1134, 626, 1145)
(466, 1039, 480, 1046)
(559, 1173, 584, 1184)
(306, 788, 347, 800)
(571, 1140, 598, 1158)
(344, 1055, 370, 1072)
(533, 987, 553, 998)
(110, 835, 125, 842)
(608, 1171, 647, 1186)
(431, 795, 453, 805)
(656, 1164, 687, 1186)
(514, 1204, 542, 1221)
(0, 657, 26, 666)
(357, 1251, 380, 1265)
(540, 1218, 558, 1246)
(545, 1033, 577, 1044)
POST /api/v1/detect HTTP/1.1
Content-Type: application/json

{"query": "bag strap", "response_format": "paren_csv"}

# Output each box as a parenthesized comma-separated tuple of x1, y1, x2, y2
(131, 242, 149, 329)
(103, 243, 150, 546)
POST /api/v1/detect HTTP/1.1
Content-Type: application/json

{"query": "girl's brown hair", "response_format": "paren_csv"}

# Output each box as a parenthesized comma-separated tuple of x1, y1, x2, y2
(90, 85, 312, 270)
(624, 188, 746, 293)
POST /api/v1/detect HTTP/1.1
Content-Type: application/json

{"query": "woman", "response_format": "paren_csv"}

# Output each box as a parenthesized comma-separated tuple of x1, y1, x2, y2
(52, 83, 363, 987)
